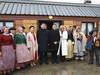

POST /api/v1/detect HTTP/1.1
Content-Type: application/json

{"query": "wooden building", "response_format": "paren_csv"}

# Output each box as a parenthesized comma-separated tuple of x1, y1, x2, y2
(0, 0, 100, 35)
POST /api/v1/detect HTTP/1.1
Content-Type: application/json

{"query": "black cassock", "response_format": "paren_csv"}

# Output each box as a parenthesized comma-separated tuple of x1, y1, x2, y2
(48, 29, 60, 52)
(37, 29, 48, 51)
(37, 29, 49, 64)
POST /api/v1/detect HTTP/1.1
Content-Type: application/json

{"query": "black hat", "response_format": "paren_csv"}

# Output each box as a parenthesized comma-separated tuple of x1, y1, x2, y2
(21, 26, 25, 29)
(89, 28, 98, 36)
(9, 27, 16, 30)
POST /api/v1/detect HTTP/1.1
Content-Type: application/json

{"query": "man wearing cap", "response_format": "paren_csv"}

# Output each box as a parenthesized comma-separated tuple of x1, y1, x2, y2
(88, 29, 100, 67)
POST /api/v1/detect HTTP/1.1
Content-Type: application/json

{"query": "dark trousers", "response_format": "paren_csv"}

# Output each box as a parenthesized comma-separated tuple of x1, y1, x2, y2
(60, 48, 65, 62)
(51, 50, 58, 62)
(89, 48, 100, 65)
(39, 50, 48, 63)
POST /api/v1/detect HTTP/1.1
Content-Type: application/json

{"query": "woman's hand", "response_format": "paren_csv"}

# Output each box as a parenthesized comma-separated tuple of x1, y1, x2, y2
(28, 48, 31, 51)
(14, 49, 16, 52)
(95, 37, 98, 40)
(60, 36, 62, 38)
(0, 52, 2, 56)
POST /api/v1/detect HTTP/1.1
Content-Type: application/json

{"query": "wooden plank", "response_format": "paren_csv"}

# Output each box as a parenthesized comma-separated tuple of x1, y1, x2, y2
(23, 20, 37, 33)
(15, 20, 37, 33)
(98, 22, 100, 29)
(73, 21, 81, 26)
(15, 20, 23, 32)
(64, 20, 74, 26)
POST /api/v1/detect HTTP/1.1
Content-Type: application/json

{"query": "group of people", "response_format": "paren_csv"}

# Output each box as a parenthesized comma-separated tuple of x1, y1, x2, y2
(0, 23, 100, 75)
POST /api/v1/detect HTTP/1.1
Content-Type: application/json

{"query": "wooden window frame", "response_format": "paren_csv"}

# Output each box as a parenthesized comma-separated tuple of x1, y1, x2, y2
(0, 21, 15, 27)
(82, 22, 96, 35)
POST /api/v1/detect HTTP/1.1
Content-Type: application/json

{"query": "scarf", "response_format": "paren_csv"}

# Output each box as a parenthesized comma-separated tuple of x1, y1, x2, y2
(33, 32, 37, 61)
(33, 32, 36, 40)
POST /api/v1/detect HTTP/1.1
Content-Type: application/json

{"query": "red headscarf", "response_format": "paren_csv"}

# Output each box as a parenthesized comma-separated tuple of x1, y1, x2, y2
(2, 26, 8, 31)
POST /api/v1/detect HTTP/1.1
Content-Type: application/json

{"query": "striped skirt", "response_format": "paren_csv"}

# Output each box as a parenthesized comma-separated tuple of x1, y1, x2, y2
(16, 44, 33, 64)
(0, 45, 15, 70)
(74, 40, 84, 56)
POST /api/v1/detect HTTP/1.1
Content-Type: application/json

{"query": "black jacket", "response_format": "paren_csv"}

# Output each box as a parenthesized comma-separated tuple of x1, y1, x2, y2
(48, 29, 60, 51)
(37, 29, 48, 51)
(67, 31, 74, 42)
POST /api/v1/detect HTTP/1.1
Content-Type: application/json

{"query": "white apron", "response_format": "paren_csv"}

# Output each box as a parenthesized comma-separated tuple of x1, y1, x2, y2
(57, 31, 68, 56)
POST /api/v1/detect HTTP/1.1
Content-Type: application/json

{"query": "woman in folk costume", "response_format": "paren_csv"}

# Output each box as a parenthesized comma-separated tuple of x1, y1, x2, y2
(14, 26, 33, 69)
(66, 26, 74, 60)
(27, 26, 38, 66)
(57, 25, 68, 62)
(73, 27, 87, 60)
(21, 26, 27, 37)
(0, 26, 15, 75)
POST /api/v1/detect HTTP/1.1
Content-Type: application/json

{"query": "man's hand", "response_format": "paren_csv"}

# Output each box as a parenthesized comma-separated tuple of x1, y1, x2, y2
(54, 41, 57, 45)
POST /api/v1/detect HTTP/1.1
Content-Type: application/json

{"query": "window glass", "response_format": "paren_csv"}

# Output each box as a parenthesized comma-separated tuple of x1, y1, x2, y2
(88, 23, 94, 34)
(81, 22, 96, 35)
(0, 22, 3, 30)
(81, 23, 86, 34)
(5, 22, 14, 29)
(53, 22, 60, 29)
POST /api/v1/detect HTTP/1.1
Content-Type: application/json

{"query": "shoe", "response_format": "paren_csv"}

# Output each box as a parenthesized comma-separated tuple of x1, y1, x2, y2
(55, 61, 59, 64)
(16, 66, 21, 70)
(3, 71, 7, 75)
(55, 60, 59, 64)
(51, 60, 55, 64)
(52, 61, 55, 64)
(0, 71, 3, 75)
(61, 59, 65, 62)
(97, 64, 100, 67)
(96, 63, 100, 67)
(88, 62, 93, 64)
(80, 57, 84, 61)
(6, 72, 12, 75)
(75, 57, 79, 60)
(39, 62, 43, 65)
(45, 62, 49, 65)
(30, 63, 34, 68)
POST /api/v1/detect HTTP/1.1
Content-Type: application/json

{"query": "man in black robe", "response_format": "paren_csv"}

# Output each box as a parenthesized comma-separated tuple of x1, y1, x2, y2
(37, 23, 49, 65)
(48, 24, 60, 64)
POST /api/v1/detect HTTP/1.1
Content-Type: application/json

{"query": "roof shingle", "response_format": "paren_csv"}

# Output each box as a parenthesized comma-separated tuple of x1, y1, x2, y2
(0, 0, 100, 17)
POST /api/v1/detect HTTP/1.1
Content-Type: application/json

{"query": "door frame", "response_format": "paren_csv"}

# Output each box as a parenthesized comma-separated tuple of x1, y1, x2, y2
(37, 20, 62, 30)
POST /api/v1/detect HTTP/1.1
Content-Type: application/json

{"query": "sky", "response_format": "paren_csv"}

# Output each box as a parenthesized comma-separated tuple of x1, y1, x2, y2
(41, 0, 100, 4)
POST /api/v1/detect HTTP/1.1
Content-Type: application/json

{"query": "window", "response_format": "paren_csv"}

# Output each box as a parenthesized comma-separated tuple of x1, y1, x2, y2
(53, 21, 61, 29)
(0, 22, 3, 30)
(5, 22, 14, 29)
(0, 21, 14, 30)
(81, 23, 86, 34)
(81, 22, 96, 35)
